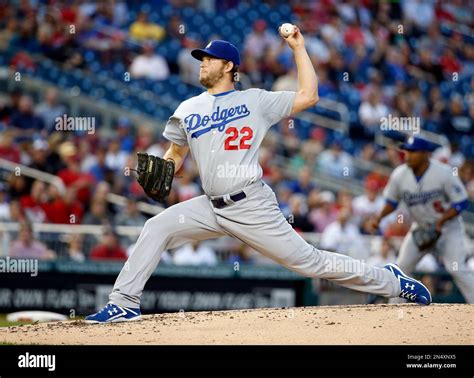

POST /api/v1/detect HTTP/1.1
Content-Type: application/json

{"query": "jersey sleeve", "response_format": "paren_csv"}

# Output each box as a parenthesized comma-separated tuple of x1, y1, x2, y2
(444, 171, 468, 211)
(257, 89, 296, 127)
(163, 113, 188, 146)
(383, 171, 401, 207)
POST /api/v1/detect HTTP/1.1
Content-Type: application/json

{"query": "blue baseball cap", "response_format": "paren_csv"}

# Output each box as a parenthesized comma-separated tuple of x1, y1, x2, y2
(400, 136, 437, 152)
(191, 40, 240, 67)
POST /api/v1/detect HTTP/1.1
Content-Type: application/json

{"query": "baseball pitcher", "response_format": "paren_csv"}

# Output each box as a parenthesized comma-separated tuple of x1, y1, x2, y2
(86, 26, 431, 323)
(370, 136, 473, 303)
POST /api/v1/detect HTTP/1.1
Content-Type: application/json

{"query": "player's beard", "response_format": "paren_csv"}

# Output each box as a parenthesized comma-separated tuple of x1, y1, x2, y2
(199, 69, 225, 88)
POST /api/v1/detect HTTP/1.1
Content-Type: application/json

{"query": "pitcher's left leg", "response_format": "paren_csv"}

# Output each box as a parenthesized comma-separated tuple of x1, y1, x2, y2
(214, 184, 400, 298)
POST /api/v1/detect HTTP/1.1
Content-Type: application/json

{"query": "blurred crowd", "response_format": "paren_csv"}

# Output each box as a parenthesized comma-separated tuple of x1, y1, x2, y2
(1, 95, 473, 271)
(244, 0, 473, 144)
(1, 1, 473, 140)
(0, 0, 473, 275)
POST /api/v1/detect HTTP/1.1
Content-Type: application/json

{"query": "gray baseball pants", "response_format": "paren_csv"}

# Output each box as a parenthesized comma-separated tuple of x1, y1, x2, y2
(110, 181, 400, 308)
(391, 223, 474, 303)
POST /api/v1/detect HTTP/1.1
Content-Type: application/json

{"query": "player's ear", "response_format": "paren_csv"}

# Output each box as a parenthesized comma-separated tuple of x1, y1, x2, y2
(224, 60, 233, 74)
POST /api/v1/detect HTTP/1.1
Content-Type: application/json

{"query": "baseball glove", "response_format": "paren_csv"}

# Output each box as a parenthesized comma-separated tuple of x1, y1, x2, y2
(412, 225, 441, 251)
(136, 152, 175, 202)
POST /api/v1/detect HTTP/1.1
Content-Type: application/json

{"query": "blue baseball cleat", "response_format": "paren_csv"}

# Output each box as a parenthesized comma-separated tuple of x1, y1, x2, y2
(85, 303, 141, 323)
(384, 263, 432, 305)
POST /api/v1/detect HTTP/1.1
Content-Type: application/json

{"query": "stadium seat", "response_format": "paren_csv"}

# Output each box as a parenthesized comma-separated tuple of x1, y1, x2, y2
(257, 3, 271, 14)
(152, 82, 164, 93)
(225, 9, 238, 20)
(182, 7, 194, 19)
(246, 10, 260, 22)
(169, 75, 181, 86)
(199, 24, 212, 38)
(269, 11, 282, 24)
(84, 51, 96, 64)
(176, 83, 188, 97)
(221, 25, 233, 38)
(213, 15, 226, 28)
(80, 78, 93, 92)
(89, 61, 102, 74)
(228, 35, 242, 47)
(148, 11, 159, 23)
(90, 87, 105, 99)
(278, 4, 292, 15)
(192, 14, 205, 27)
(237, 2, 251, 12)
(232, 17, 246, 30)
(162, 4, 173, 18)
(139, 3, 152, 13)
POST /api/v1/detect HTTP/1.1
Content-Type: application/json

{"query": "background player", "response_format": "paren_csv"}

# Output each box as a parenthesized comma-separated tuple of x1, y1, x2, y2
(370, 136, 473, 303)
(86, 26, 431, 323)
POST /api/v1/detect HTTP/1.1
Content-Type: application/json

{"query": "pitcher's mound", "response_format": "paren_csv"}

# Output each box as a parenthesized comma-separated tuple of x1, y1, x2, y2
(1, 304, 472, 345)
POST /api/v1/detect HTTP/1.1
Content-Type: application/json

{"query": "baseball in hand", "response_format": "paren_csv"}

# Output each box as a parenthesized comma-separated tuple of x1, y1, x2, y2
(280, 23, 295, 37)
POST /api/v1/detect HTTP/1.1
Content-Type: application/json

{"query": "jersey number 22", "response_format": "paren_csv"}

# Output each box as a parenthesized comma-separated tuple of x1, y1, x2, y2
(224, 127, 253, 150)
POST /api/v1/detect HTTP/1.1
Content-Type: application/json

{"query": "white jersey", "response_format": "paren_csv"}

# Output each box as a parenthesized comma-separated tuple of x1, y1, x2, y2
(163, 88, 295, 196)
(383, 159, 468, 229)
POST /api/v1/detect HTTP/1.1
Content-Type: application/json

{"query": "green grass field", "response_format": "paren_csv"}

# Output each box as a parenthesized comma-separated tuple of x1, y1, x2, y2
(0, 314, 31, 327)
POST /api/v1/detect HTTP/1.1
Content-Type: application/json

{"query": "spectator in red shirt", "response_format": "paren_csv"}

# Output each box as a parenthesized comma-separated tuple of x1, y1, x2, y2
(10, 51, 36, 72)
(439, 47, 462, 75)
(60, 3, 78, 24)
(57, 142, 94, 203)
(20, 180, 48, 223)
(344, 19, 365, 47)
(42, 185, 84, 224)
(0, 131, 21, 163)
(90, 228, 127, 261)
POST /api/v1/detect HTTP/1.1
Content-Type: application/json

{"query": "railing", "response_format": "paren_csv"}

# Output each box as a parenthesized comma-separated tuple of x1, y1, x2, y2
(298, 98, 350, 134)
(0, 66, 161, 133)
(0, 159, 164, 216)
(0, 222, 142, 235)
(1, 220, 473, 271)
(0, 158, 65, 194)
(0, 222, 143, 257)
(0, 221, 372, 260)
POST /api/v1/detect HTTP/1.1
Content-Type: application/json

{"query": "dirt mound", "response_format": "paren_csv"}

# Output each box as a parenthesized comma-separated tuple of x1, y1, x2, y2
(1, 304, 472, 345)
